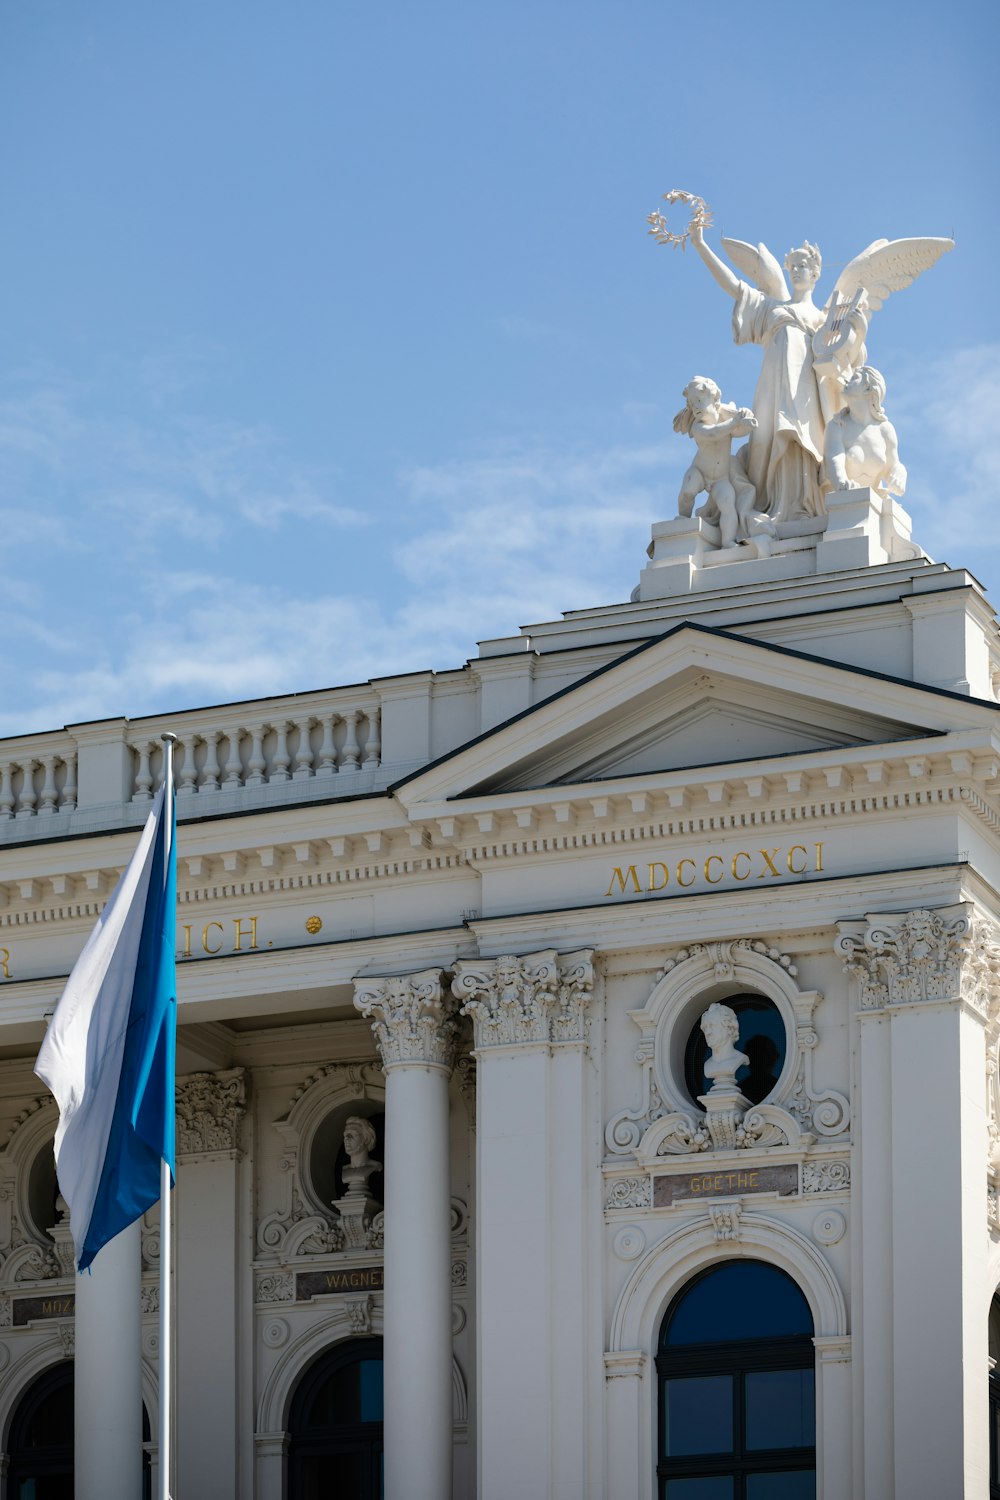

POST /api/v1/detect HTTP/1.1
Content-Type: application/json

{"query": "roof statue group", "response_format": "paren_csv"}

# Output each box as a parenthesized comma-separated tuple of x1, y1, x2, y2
(649, 191, 953, 550)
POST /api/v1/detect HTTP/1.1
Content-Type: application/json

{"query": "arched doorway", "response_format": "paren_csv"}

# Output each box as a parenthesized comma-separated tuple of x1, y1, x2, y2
(6, 1363, 152, 1499)
(288, 1337, 384, 1500)
(656, 1260, 816, 1498)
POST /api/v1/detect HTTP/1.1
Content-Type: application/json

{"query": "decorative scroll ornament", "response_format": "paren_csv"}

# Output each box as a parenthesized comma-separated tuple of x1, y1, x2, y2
(255, 1272, 294, 1304)
(605, 1176, 652, 1211)
(354, 969, 457, 1070)
(452, 950, 594, 1050)
(802, 1159, 850, 1193)
(176, 1068, 247, 1156)
(837, 907, 972, 1009)
(647, 189, 713, 251)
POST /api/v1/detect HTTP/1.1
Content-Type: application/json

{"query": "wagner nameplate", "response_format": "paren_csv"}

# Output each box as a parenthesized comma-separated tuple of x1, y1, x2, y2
(653, 1164, 798, 1208)
(13, 1293, 75, 1326)
(296, 1266, 384, 1301)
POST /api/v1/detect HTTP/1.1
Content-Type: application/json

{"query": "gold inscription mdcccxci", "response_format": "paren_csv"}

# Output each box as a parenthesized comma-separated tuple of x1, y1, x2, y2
(604, 842, 824, 898)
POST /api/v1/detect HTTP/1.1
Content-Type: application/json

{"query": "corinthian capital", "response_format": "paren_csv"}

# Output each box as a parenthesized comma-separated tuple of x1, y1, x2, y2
(176, 1068, 247, 1157)
(835, 904, 997, 1012)
(453, 949, 594, 1050)
(353, 968, 457, 1071)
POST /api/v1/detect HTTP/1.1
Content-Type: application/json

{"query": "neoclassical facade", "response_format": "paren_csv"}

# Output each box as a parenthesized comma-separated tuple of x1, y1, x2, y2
(1, 517, 999, 1497)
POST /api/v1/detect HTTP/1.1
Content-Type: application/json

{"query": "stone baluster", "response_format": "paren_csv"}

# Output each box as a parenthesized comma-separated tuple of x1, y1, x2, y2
(293, 718, 314, 780)
(222, 729, 244, 788)
(0, 763, 14, 820)
(354, 969, 458, 1500)
(132, 742, 154, 802)
(16, 760, 37, 818)
(246, 726, 267, 787)
(316, 713, 338, 777)
(363, 707, 381, 768)
(341, 710, 361, 771)
(201, 730, 221, 792)
(61, 752, 77, 813)
(38, 755, 59, 815)
(270, 722, 291, 782)
(176, 740, 198, 797)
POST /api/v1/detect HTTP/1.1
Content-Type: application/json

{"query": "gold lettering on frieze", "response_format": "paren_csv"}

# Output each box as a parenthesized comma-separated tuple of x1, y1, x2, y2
(0, 946, 10, 980)
(603, 842, 827, 899)
(179, 916, 263, 959)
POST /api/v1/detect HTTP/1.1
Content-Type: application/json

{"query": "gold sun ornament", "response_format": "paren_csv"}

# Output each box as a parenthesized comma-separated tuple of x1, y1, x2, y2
(305, 916, 322, 934)
(646, 190, 713, 251)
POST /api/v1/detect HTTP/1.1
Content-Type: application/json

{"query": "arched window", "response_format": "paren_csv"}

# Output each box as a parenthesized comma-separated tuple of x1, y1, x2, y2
(657, 1261, 816, 1498)
(989, 1292, 1000, 1499)
(7, 1363, 152, 1500)
(288, 1337, 384, 1500)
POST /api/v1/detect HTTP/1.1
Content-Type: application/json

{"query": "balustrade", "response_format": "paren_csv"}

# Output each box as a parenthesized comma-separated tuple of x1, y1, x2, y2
(0, 745, 77, 821)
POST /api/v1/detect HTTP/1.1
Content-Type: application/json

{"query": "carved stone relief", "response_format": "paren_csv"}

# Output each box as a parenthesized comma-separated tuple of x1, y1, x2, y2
(354, 969, 458, 1071)
(176, 1068, 248, 1157)
(452, 950, 594, 1050)
(606, 939, 848, 1164)
(836, 906, 973, 1010)
(257, 1061, 384, 1264)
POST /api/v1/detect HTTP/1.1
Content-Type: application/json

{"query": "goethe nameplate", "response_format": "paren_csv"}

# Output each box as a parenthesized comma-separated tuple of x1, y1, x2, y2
(653, 1164, 798, 1206)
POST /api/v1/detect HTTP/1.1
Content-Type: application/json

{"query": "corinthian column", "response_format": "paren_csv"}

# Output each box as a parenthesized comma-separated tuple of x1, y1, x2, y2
(354, 969, 457, 1500)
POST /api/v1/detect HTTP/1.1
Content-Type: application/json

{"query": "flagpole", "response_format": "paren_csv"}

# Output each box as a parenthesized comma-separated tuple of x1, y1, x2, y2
(158, 732, 176, 1500)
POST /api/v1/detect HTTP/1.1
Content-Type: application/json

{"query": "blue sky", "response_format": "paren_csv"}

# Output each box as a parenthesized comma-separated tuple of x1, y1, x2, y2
(1, 0, 997, 735)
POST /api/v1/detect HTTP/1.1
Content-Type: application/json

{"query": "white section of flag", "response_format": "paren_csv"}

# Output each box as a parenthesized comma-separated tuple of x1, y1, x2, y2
(35, 792, 162, 1263)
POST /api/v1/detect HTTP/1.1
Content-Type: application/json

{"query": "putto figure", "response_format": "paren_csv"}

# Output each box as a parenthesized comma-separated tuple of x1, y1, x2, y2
(673, 377, 759, 548)
(673, 212, 951, 522)
(821, 365, 907, 499)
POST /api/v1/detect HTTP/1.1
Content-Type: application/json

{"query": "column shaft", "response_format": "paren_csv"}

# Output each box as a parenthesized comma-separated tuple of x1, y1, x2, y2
(74, 1219, 142, 1500)
(384, 1064, 453, 1500)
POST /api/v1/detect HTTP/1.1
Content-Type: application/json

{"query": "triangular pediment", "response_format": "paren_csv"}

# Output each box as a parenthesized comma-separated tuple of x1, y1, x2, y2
(393, 624, 996, 808)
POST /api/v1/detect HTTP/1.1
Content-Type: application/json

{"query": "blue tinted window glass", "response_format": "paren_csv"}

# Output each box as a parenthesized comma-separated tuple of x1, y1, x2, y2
(745, 1471, 815, 1498)
(359, 1360, 384, 1423)
(664, 1262, 813, 1346)
(665, 1480, 734, 1499)
(745, 1369, 815, 1450)
(664, 1375, 732, 1455)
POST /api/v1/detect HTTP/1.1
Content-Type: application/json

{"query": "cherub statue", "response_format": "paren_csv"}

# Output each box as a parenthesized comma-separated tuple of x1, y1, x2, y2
(673, 377, 759, 548)
(821, 365, 907, 498)
(683, 217, 952, 522)
(700, 1002, 749, 1095)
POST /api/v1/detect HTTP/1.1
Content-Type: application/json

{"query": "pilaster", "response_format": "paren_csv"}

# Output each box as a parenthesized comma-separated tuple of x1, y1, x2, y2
(837, 905, 995, 1498)
(452, 949, 595, 1500)
(175, 1069, 248, 1500)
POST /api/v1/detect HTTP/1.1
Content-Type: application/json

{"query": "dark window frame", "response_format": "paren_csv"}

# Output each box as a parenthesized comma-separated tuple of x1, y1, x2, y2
(288, 1336, 384, 1500)
(656, 1263, 817, 1500)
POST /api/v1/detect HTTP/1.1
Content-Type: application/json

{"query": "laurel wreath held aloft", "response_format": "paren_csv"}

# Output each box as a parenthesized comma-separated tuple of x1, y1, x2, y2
(646, 190, 713, 251)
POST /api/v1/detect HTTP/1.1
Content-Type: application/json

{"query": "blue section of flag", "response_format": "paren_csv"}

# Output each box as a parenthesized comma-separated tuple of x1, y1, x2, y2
(79, 797, 177, 1271)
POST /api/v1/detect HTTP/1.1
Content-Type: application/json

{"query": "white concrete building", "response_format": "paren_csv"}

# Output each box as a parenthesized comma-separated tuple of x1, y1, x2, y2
(1, 493, 999, 1498)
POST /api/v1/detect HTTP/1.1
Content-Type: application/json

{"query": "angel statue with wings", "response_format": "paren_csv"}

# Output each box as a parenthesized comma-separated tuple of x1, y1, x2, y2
(687, 218, 952, 522)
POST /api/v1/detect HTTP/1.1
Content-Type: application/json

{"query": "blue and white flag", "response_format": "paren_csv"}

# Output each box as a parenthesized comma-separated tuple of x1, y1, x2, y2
(35, 783, 177, 1271)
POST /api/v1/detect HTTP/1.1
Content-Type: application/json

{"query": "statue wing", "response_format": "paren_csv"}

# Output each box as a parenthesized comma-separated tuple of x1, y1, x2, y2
(832, 237, 954, 312)
(721, 237, 788, 301)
